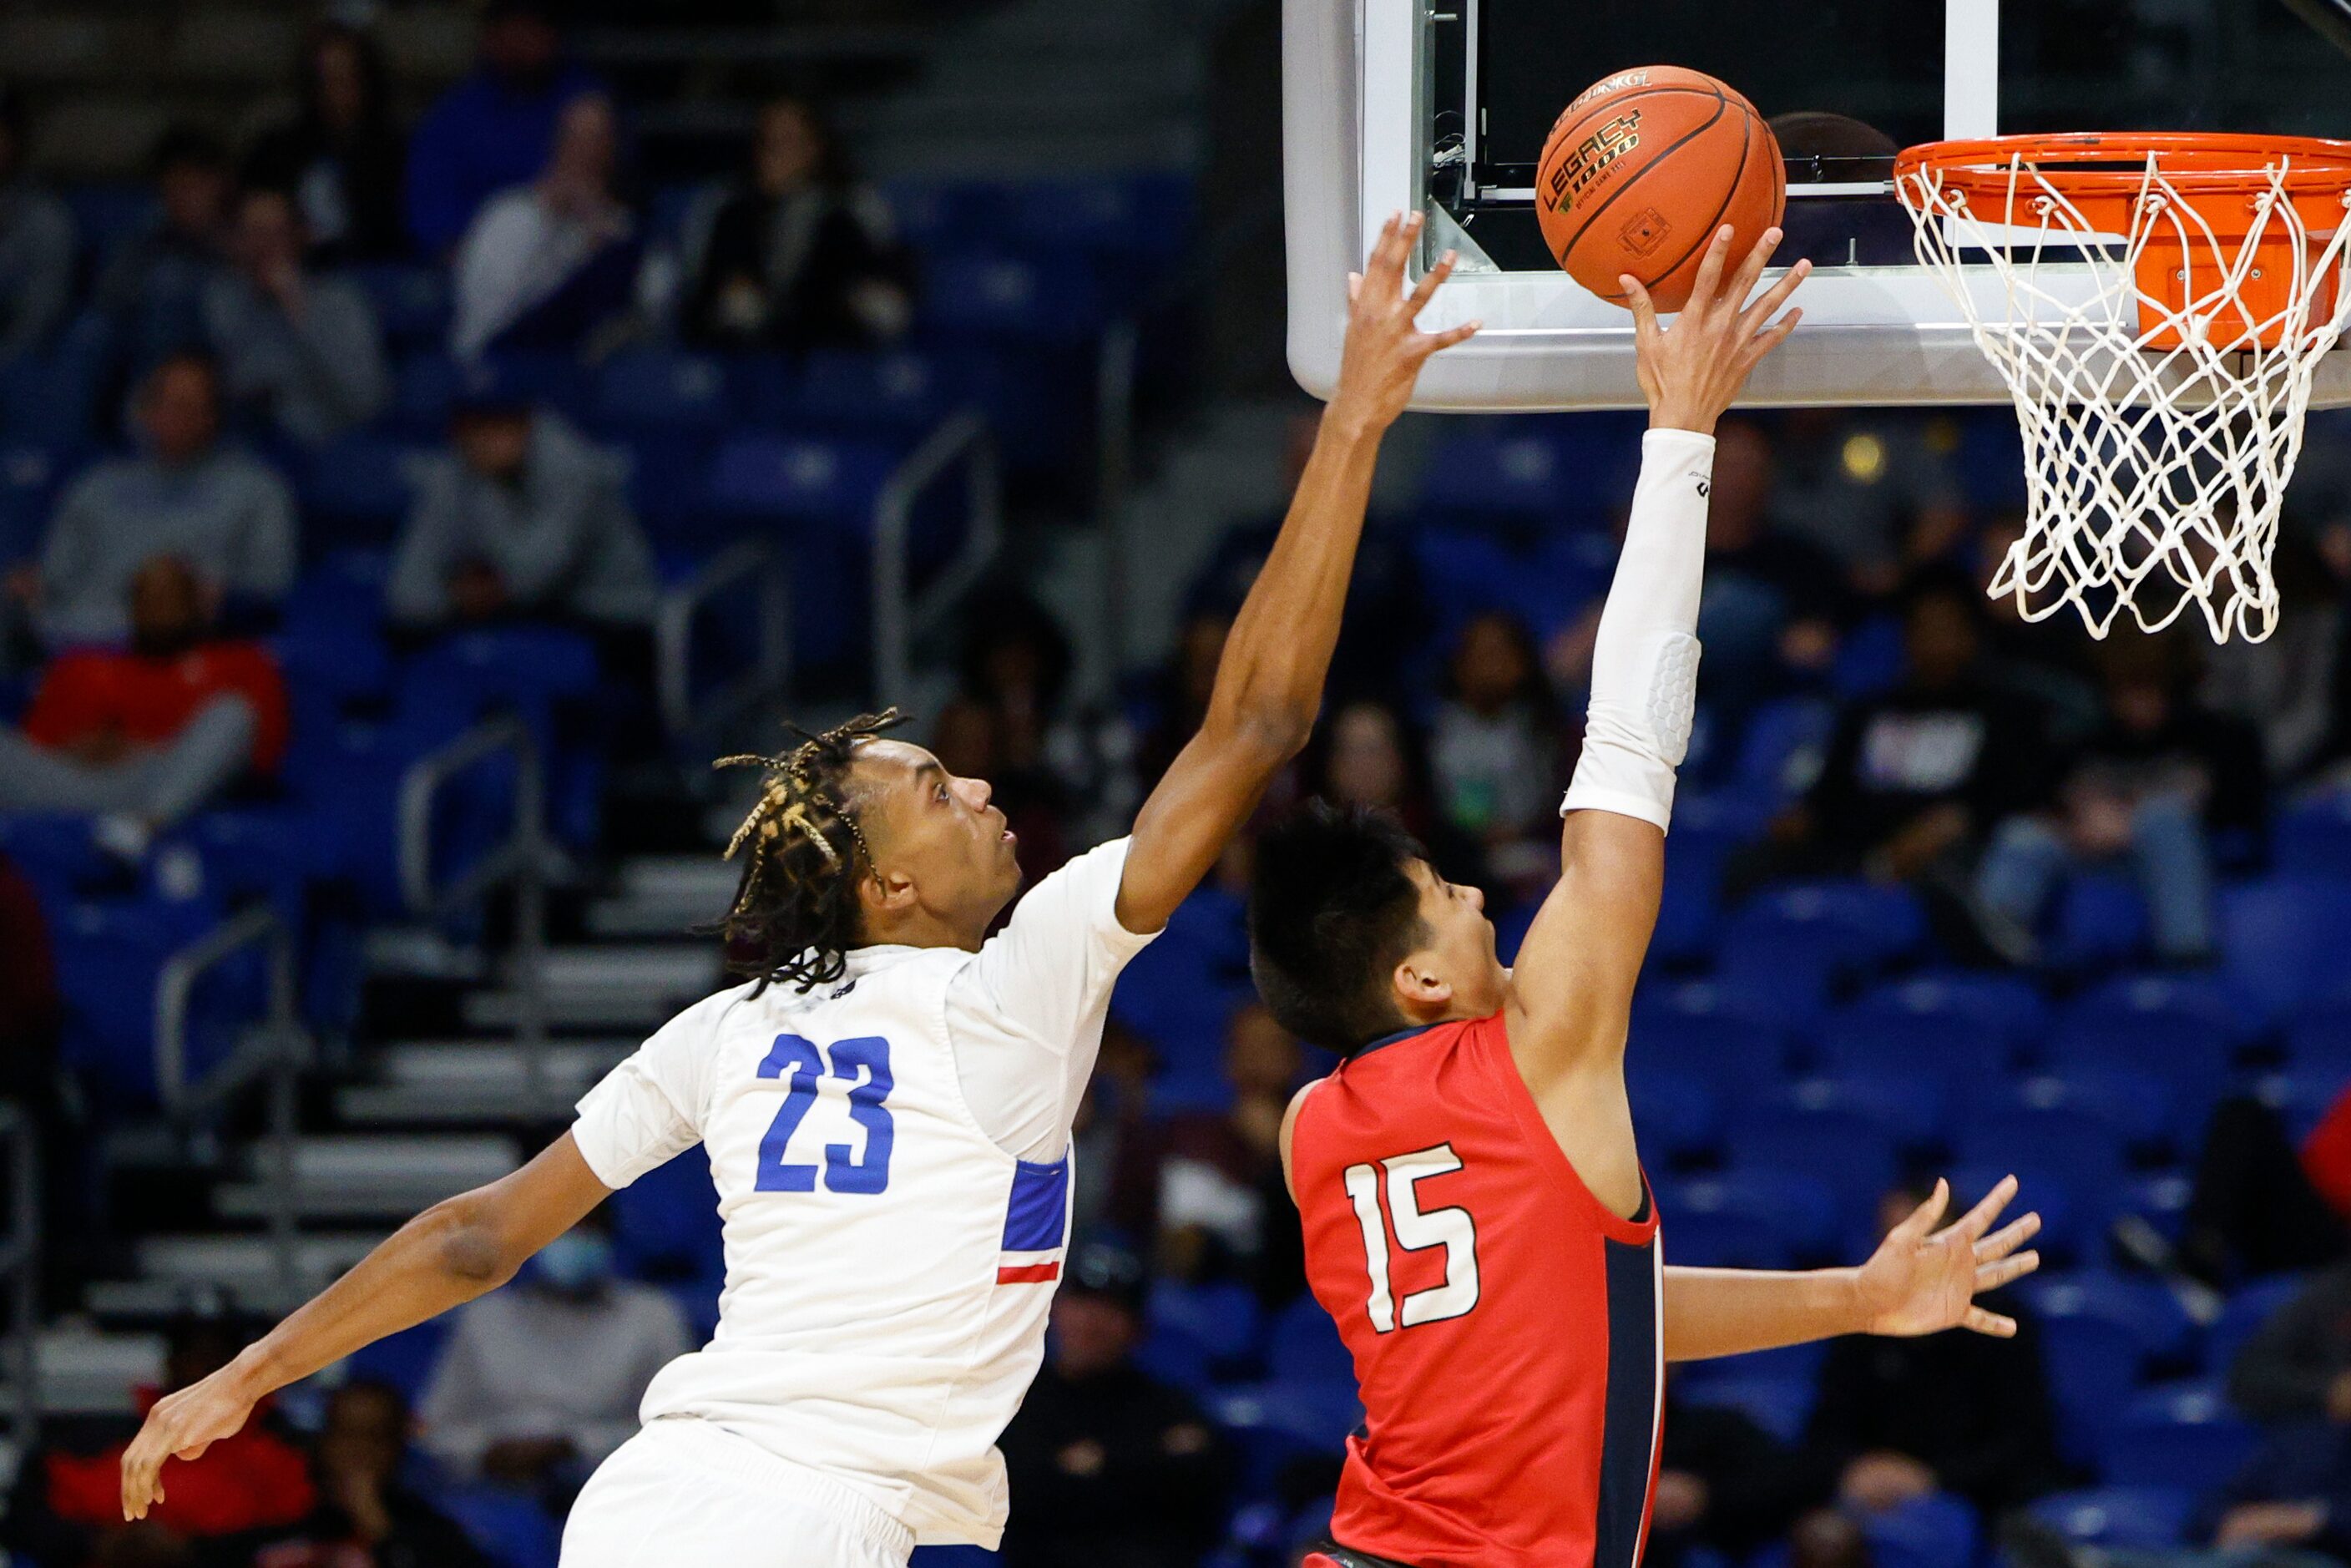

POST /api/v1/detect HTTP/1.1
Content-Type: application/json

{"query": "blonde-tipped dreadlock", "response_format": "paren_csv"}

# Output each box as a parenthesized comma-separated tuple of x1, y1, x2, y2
(712, 709, 909, 992)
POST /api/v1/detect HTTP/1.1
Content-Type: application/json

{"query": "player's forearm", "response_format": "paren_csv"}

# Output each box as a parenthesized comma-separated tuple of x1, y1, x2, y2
(1200, 407, 1385, 756)
(1560, 430, 1714, 833)
(1661, 1264, 1868, 1361)
(222, 1192, 528, 1402)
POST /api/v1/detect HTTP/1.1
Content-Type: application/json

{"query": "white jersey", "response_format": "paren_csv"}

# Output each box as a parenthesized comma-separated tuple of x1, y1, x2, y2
(568, 837, 1155, 1548)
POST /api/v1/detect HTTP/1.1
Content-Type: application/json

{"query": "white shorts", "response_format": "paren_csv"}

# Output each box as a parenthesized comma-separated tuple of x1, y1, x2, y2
(560, 1417, 917, 1568)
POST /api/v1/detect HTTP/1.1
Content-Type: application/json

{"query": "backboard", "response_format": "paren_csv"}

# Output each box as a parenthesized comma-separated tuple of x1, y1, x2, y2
(1284, 0, 2351, 410)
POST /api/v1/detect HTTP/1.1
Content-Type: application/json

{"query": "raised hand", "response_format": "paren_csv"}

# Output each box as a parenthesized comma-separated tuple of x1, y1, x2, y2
(1329, 211, 1481, 433)
(1853, 1175, 2042, 1338)
(1624, 225, 1809, 436)
(121, 1360, 262, 1520)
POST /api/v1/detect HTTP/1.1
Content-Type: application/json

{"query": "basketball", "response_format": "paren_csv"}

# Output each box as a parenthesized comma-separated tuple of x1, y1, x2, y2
(1536, 66, 1785, 314)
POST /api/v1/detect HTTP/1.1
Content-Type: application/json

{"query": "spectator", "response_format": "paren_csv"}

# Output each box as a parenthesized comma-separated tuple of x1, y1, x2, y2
(1429, 609, 1569, 893)
(1696, 417, 1844, 721)
(2228, 1262, 2351, 1424)
(998, 1245, 1231, 1568)
(0, 850, 99, 1309)
(2136, 1093, 2350, 1289)
(98, 126, 234, 358)
(242, 21, 412, 266)
(1806, 1182, 2067, 1520)
(448, 92, 638, 363)
(683, 95, 913, 351)
(2204, 531, 2338, 779)
(418, 1212, 693, 1496)
(387, 382, 654, 633)
(201, 186, 388, 444)
(1974, 635, 2265, 965)
(1136, 608, 1233, 792)
(403, 0, 604, 257)
(1767, 409, 1968, 598)
(1975, 511, 2103, 749)
(2, 1315, 315, 1568)
(2182, 1419, 2351, 1567)
(301, 1379, 493, 1568)
(18, 352, 297, 647)
(1110, 1001, 1308, 1304)
(0, 86, 76, 364)
(1750, 568, 2052, 910)
(1299, 697, 1480, 883)
(0, 555, 290, 852)
(1651, 1388, 1843, 1568)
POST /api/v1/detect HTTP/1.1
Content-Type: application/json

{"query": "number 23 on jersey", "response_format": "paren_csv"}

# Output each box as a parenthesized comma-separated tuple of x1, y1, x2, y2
(1343, 1142, 1482, 1333)
(754, 1033, 897, 1194)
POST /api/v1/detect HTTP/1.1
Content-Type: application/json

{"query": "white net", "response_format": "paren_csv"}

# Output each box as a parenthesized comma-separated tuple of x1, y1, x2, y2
(1897, 149, 2351, 643)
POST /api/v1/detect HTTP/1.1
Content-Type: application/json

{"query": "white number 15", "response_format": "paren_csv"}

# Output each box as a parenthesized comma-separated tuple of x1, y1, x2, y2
(1342, 1142, 1481, 1334)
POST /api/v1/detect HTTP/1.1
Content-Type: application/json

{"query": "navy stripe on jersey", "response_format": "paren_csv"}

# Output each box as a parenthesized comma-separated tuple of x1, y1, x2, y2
(1003, 1156, 1070, 1251)
(1593, 1232, 1661, 1568)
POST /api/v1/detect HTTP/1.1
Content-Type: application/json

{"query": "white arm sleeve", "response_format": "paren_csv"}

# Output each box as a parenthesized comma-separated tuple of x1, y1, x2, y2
(1560, 427, 1716, 833)
(947, 837, 1160, 1161)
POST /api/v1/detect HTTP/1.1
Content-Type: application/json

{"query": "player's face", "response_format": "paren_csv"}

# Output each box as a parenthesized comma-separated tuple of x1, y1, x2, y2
(1393, 858, 1507, 1021)
(852, 739, 1024, 932)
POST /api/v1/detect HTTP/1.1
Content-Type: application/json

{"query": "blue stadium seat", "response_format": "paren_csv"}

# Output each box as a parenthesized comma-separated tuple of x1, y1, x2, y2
(2029, 1486, 2193, 1550)
(2050, 975, 2248, 1108)
(1011, 174, 1194, 268)
(350, 261, 453, 349)
(1953, 1107, 2126, 1213)
(0, 442, 75, 565)
(2049, 870, 2150, 970)
(1110, 884, 1249, 1067)
(921, 252, 1106, 344)
(609, 1151, 724, 1288)
(794, 350, 956, 438)
(63, 182, 156, 266)
(2035, 1312, 2152, 1461)
(387, 352, 463, 437)
(2024, 1272, 2196, 1364)
(1149, 1278, 1261, 1368)
(1732, 696, 1837, 805)
(1267, 1293, 1356, 1386)
(2099, 1383, 2257, 1490)
(1780, 1071, 1946, 1147)
(1664, 1171, 1841, 1262)
(1417, 430, 1578, 525)
(1829, 615, 1905, 699)
(2208, 1275, 2306, 1378)
(2283, 1004, 2351, 1075)
(706, 432, 900, 528)
(1676, 1374, 1815, 1443)
(345, 1318, 452, 1404)
(1859, 1491, 1979, 1568)
(2273, 792, 2351, 881)
(1211, 1379, 1363, 1488)
(590, 347, 731, 433)
(1626, 990, 1794, 1097)
(2221, 877, 2351, 1019)
(1812, 1012, 2011, 1092)
(1719, 882, 1927, 1022)
(1846, 972, 2051, 1055)
(1725, 1106, 1898, 1215)
(1658, 1208, 1792, 1269)
(2257, 1067, 2349, 1143)
(1977, 1067, 2174, 1151)
(299, 431, 426, 538)
(1942, 1161, 2086, 1263)
(437, 1482, 564, 1568)
(616, 432, 715, 537)
(882, 179, 1004, 252)
(1626, 1064, 1723, 1164)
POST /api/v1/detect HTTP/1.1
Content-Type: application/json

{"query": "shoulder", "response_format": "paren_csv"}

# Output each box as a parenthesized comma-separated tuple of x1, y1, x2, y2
(59, 456, 138, 503)
(1277, 1077, 1322, 1198)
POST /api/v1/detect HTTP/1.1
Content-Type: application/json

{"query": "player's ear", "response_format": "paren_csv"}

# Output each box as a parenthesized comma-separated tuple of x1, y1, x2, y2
(1391, 957, 1454, 1019)
(858, 862, 917, 917)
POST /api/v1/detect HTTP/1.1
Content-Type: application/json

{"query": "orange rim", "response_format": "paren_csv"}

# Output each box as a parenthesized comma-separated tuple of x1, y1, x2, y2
(1895, 132, 2351, 201)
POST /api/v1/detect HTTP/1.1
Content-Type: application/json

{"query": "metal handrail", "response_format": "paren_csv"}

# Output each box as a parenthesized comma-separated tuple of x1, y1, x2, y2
(0, 1105, 38, 1446)
(655, 539, 790, 739)
(872, 411, 1004, 705)
(153, 905, 304, 1302)
(396, 713, 554, 1110)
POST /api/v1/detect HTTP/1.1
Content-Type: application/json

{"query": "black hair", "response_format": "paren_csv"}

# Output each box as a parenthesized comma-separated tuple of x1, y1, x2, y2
(1248, 802, 1430, 1054)
(1899, 560, 1990, 625)
(956, 586, 1072, 708)
(714, 710, 908, 994)
(756, 95, 855, 191)
(297, 21, 394, 135)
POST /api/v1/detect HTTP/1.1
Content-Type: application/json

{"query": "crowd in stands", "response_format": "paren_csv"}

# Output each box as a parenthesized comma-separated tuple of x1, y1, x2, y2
(13, 3, 2351, 1568)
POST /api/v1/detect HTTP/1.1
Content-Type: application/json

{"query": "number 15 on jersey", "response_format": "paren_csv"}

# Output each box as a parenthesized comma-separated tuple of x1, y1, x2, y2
(1343, 1142, 1482, 1333)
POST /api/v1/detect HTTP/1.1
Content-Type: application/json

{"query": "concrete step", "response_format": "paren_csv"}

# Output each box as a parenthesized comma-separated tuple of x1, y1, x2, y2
(463, 943, 720, 1032)
(39, 1326, 163, 1415)
(86, 1232, 388, 1316)
(587, 856, 740, 938)
(215, 1134, 518, 1222)
(336, 1039, 635, 1123)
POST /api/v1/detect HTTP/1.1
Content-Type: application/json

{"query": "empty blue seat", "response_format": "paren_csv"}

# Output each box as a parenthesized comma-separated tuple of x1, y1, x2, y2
(1012, 174, 1193, 266)
(2221, 877, 2351, 1019)
(1846, 972, 2050, 1055)
(1211, 1378, 1363, 1487)
(1726, 1105, 1898, 1212)
(344, 1318, 451, 1404)
(1267, 1292, 1355, 1385)
(299, 432, 425, 537)
(1979, 1067, 2175, 1151)
(609, 1150, 724, 1287)
(349, 262, 453, 348)
(1148, 1278, 1261, 1368)
(2257, 1067, 2348, 1143)
(591, 347, 731, 433)
(1781, 1071, 1946, 1147)
(1859, 1491, 1979, 1568)
(63, 183, 156, 265)
(1627, 992, 1794, 1097)
(2099, 1383, 2257, 1489)
(387, 351, 462, 437)
(2208, 1275, 2306, 1377)
(2035, 1312, 2151, 1461)
(1829, 615, 1905, 699)
(1418, 431, 1577, 524)
(2050, 975, 2247, 1106)
(1733, 696, 1837, 804)
(2030, 1485, 2193, 1550)
(1677, 1373, 1814, 1442)
(1665, 1170, 1841, 1262)
(1626, 1065, 1722, 1164)
(707, 433, 900, 528)
(1813, 1012, 2011, 1090)
(1954, 1107, 2126, 1210)
(794, 351, 955, 437)
(882, 179, 1004, 251)
(1945, 1161, 2086, 1262)
(1719, 883, 1925, 1022)
(2283, 1004, 2351, 1074)
(2024, 1272, 2195, 1363)
(436, 1482, 564, 1568)
(0, 442, 74, 564)
(2273, 792, 2351, 881)
(2048, 869, 2150, 969)
(1660, 1207, 1792, 1269)
(921, 252, 1105, 344)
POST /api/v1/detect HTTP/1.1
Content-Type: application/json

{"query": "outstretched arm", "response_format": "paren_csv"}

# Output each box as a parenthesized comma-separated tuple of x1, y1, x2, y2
(1506, 227, 1807, 1089)
(1115, 212, 1478, 933)
(1662, 1177, 2041, 1362)
(121, 1133, 611, 1520)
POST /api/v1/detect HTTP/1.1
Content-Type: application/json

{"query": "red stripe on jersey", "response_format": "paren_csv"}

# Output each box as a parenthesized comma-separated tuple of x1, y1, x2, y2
(995, 1262, 1061, 1284)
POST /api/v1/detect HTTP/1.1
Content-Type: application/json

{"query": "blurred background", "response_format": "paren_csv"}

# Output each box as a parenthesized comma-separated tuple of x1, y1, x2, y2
(5, 3, 2351, 1568)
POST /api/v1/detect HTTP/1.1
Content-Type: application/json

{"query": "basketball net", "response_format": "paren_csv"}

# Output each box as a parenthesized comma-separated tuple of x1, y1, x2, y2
(1897, 146, 2351, 643)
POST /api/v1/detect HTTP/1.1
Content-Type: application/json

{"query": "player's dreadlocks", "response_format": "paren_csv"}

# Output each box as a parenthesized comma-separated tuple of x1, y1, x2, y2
(713, 709, 910, 993)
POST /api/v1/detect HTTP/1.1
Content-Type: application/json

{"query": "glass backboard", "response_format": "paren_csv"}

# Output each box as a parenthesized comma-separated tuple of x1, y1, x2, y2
(1283, 0, 2351, 409)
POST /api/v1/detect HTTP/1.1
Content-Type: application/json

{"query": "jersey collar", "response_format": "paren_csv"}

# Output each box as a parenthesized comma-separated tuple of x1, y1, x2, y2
(1352, 1022, 1440, 1059)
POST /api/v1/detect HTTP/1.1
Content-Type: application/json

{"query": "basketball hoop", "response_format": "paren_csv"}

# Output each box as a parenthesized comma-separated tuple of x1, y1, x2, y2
(1894, 133, 2351, 642)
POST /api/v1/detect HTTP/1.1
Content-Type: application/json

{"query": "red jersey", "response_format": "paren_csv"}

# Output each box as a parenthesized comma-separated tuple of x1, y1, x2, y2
(1292, 1012, 1662, 1568)
(23, 642, 290, 776)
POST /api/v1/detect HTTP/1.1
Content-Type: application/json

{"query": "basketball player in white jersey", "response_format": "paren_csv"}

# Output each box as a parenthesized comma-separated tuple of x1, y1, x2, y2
(118, 212, 1478, 1565)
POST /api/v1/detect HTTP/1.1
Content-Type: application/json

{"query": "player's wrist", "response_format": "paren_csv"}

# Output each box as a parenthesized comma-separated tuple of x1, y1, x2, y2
(1647, 401, 1720, 436)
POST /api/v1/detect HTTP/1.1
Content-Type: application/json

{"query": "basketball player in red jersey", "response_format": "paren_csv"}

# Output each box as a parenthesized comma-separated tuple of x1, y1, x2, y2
(1250, 228, 2045, 1568)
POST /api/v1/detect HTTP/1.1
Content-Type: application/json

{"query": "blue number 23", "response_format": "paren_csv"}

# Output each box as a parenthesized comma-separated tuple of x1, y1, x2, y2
(753, 1034, 896, 1194)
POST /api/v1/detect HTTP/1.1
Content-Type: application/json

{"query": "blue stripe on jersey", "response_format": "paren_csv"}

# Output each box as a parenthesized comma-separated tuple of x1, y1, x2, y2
(1002, 1156, 1069, 1252)
(1594, 1231, 1660, 1568)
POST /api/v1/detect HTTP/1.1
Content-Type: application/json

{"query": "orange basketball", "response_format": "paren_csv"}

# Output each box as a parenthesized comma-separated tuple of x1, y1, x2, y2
(1536, 66, 1785, 314)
